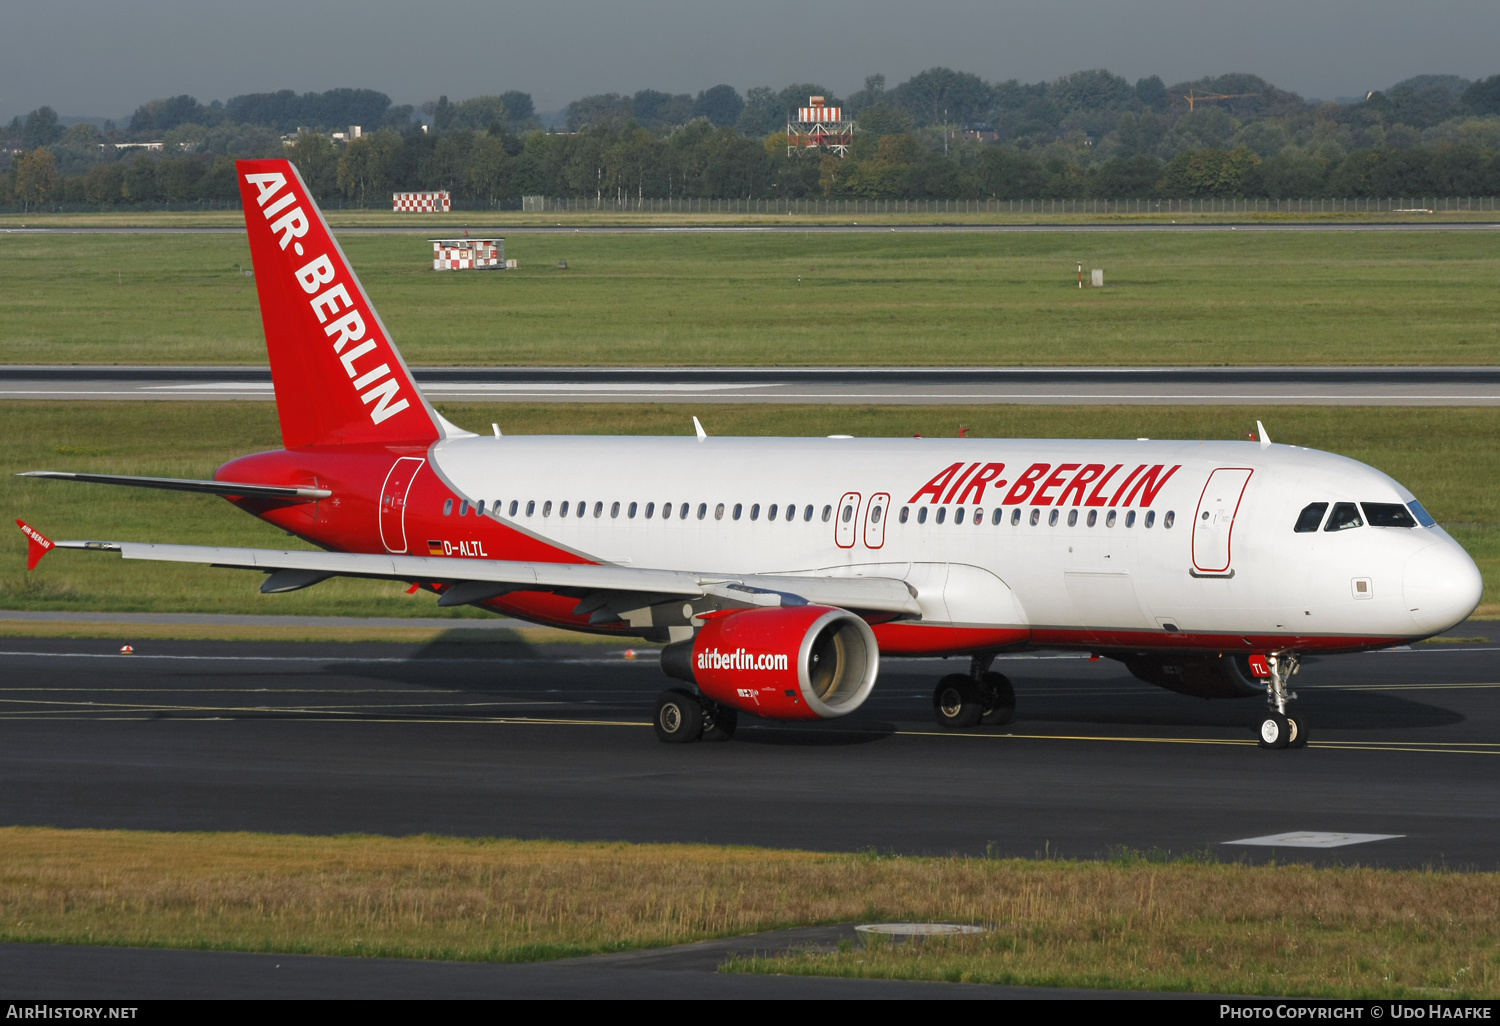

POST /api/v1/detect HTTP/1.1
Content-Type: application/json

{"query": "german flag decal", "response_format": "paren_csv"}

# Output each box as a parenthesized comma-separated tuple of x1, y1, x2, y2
(427, 540, 445, 556)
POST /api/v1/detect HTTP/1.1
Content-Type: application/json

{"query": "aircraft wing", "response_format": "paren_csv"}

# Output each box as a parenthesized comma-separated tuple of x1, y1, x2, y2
(49, 539, 923, 618)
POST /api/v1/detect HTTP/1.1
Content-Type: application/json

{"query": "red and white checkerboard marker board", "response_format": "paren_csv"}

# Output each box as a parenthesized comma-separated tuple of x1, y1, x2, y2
(430, 238, 503, 271)
(393, 191, 451, 212)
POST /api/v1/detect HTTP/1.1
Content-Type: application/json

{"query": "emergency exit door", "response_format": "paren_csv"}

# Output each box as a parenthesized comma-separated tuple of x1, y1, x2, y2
(1192, 468, 1253, 574)
(379, 457, 425, 554)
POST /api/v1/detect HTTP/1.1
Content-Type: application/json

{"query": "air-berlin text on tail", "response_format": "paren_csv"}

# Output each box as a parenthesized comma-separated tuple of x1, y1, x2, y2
(243, 171, 410, 426)
(909, 461, 1181, 507)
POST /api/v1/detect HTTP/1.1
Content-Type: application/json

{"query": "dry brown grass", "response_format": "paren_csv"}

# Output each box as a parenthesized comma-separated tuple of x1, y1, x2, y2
(1, 828, 1497, 995)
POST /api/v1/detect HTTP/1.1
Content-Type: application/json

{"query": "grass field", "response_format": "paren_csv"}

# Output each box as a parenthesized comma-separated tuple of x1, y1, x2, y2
(1, 827, 1495, 997)
(2, 401, 1495, 617)
(2, 230, 1497, 366)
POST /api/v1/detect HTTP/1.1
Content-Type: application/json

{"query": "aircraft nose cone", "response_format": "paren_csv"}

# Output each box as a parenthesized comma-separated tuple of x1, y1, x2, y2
(1403, 541, 1483, 635)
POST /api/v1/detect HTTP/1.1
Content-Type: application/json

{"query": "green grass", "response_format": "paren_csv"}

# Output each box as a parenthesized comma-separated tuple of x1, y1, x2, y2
(2, 827, 1497, 997)
(2, 231, 1497, 365)
(1, 401, 1495, 616)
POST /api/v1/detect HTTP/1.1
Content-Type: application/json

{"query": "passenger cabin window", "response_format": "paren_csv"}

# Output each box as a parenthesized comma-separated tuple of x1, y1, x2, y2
(1145, 510, 1155, 528)
(972, 508, 982, 525)
(751, 503, 760, 521)
(1125, 511, 1136, 528)
(1047, 510, 1059, 526)
(459, 500, 470, 516)
(803, 505, 814, 522)
(1106, 510, 1117, 527)
(508, 500, 518, 517)
(1029, 509, 1040, 526)
(991, 509, 1002, 525)
(1164, 510, 1175, 529)
(768, 504, 778, 520)
(645, 502, 655, 519)
(825, 505, 835, 523)
(542, 501, 553, 517)
(954, 507, 964, 524)
(1087, 510, 1097, 527)
(1363, 503, 1417, 528)
(680, 503, 690, 520)
(1067, 510, 1078, 527)
(733, 504, 742, 520)
(443, 499, 453, 516)
(476, 500, 485, 516)
(612, 502, 622, 519)
(917, 507, 928, 524)
(1294, 502, 1328, 533)
(525, 500, 535, 517)
(714, 503, 724, 520)
(697, 503, 707, 520)
(560, 501, 570, 518)
(662, 502, 672, 519)
(1324, 502, 1363, 532)
(899, 506, 909, 524)
(936, 508, 947, 524)
(1011, 509, 1022, 526)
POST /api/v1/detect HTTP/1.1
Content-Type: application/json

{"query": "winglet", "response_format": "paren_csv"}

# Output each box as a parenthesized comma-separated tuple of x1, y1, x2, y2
(1256, 420, 1271, 449)
(15, 520, 55, 570)
(693, 416, 707, 441)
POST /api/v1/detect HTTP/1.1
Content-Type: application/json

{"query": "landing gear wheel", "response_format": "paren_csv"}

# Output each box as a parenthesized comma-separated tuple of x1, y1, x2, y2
(934, 674, 983, 729)
(1286, 716, 1308, 749)
(702, 704, 738, 742)
(1258, 713, 1291, 750)
(654, 689, 704, 744)
(979, 671, 1016, 726)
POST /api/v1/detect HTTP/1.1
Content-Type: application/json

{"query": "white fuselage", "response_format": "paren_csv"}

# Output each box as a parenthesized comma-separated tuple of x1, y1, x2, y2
(424, 434, 1482, 648)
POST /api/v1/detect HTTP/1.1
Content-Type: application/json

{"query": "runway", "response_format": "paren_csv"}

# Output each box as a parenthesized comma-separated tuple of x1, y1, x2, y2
(4, 221, 1498, 236)
(4, 364, 1499, 405)
(2, 626, 1496, 869)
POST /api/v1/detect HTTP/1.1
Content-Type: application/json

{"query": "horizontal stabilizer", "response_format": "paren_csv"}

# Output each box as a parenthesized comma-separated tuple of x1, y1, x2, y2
(19, 472, 330, 501)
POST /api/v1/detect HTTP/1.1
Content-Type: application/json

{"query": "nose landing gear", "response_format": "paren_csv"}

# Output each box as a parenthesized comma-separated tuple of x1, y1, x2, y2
(1256, 653, 1307, 749)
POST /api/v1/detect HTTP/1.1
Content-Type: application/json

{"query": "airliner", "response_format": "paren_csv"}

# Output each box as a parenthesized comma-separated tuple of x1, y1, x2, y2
(16, 159, 1484, 750)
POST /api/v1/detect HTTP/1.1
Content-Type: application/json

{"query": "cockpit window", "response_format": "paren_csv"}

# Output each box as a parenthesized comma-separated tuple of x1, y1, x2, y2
(1406, 500, 1437, 528)
(1324, 502, 1363, 532)
(1363, 503, 1417, 528)
(1293, 502, 1328, 533)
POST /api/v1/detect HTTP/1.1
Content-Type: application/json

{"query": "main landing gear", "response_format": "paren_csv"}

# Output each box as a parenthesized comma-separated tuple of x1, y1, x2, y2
(653, 689, 737, 744)
(933, 654, 1015, 729)
(1256, 652, 1308, 750)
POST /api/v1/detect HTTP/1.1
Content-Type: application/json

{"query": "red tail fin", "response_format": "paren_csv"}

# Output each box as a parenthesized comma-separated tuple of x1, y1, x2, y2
(15, 520, 54, 570)
(236, 160, 441, 450)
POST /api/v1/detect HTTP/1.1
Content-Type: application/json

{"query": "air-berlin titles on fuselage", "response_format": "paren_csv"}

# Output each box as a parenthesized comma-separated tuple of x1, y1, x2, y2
(243, 171, 410, 426)
(909, 461, 1180, 507)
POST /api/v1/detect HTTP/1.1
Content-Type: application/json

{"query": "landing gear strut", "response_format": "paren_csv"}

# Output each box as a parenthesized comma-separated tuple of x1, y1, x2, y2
(933, 654, 1015, 729)
(1256, 653, 1307, 750)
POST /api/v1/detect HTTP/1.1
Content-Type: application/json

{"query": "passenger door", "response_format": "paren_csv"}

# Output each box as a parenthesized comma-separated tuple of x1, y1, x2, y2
(1192, 468, 1253, 575)
(835, 491, 861, 549)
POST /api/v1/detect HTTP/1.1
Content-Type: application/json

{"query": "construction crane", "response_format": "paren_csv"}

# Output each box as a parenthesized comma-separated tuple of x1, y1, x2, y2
(1182, 89, 1259, 111)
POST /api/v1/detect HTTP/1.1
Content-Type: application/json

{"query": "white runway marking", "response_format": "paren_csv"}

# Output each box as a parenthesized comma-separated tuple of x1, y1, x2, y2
(1224, 831, 1404, 848)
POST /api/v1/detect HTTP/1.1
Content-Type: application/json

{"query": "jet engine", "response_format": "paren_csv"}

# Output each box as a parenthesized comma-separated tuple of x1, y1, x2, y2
(661, 605, 878, 719)
(1116, 653, 1265, 699)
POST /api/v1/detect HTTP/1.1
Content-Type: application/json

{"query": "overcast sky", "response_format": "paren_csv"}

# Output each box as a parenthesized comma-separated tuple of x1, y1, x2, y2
(5, 0, 1499, 122)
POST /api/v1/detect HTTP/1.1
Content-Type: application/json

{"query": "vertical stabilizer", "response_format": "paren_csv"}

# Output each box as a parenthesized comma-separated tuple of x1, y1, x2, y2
(236, 159, 441, 449)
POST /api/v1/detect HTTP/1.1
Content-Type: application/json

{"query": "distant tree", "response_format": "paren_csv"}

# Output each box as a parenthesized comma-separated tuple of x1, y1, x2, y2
(462, 134, 510, 204)
(500, 91, 535, 123)
(157, 155, 206, 202)
(449, 96, 510, 132)
(83, 160, 125, 206)
(693, 85, 744, 127)
(286, 132, 339, 199)
(1090, 154, 1163, 197)
(338, 129, 404, 205)
(21, 107, 64, 149)
(1135, 76, 1168, 112)
(1112, 111, 1166, 156)
(855, 102, 914, 139)
(567, 94, 633, 131)
(890, 68, 989, 126)
(14, 147, 60, 209)
(737, 86, 782, 136)
(1158, 145, 1261, 196)
(128, 95, 213, 134)
(121, 154, 159, 203)
(382, 105, 417, 130)
(1049, 69, 1138, 133)
(632, 90, 694, 130)
(1463, 74, 1500, 116)
(227, 89, 390, 132)
(843, 74, 886, 117)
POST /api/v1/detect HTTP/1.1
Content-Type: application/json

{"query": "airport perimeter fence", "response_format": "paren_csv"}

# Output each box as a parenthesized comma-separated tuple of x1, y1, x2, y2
(7, 196, 1498, 215)
(517, 196, 1500, 215)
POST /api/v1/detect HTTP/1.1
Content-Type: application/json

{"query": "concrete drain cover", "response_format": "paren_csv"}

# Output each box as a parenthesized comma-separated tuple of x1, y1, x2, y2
(856, 923, 988, 936)
(1224, 831, 1405, 848)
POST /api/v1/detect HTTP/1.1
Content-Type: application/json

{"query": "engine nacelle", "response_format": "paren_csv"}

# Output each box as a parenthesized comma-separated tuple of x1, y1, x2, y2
(661, 605, 879, 720)
(1117, 653, 1264, 699)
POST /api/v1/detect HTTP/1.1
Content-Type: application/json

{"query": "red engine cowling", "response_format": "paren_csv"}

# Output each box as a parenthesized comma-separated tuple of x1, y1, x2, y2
(661, 605, 879, 720)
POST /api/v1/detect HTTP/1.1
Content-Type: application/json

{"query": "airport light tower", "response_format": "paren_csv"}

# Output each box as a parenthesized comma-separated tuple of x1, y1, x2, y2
(787, 96, 855, 157)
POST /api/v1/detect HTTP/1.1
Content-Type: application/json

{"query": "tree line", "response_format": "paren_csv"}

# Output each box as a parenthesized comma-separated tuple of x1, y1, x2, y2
(4, 70, 1500, 210)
